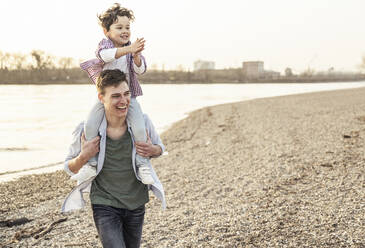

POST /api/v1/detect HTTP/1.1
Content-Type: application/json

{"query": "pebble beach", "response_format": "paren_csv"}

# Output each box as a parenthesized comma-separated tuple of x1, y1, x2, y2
(1, 87, 365, 247)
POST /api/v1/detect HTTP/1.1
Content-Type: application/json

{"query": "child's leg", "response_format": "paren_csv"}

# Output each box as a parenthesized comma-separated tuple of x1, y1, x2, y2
(71, 99, 104, 183)
(127, 98, 153, 184)
(128, 98, 147, 142)
(84, 99, 105, 166)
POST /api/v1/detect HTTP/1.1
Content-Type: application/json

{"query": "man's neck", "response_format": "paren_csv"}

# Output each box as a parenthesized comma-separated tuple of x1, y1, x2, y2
(105, 115, 128, 140)
(107, 117, 126, 128)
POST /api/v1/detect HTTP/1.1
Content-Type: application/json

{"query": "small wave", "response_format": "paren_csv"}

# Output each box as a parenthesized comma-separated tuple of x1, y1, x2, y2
(0, 161, 63, 176)
(0, 147, 29, 152)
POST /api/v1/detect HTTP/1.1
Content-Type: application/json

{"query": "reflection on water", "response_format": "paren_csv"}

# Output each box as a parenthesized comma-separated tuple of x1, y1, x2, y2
(1, 82, 365, 179)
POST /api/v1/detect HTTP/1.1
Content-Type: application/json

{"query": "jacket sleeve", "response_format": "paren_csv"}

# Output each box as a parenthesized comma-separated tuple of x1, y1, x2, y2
(64, 122, 84, 177)
(143, 114, 165, 157)
(95, 39, 115, 63)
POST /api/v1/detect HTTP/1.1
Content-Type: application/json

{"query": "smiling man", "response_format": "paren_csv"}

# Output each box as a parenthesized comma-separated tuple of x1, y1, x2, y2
(62, 69, 166, 248)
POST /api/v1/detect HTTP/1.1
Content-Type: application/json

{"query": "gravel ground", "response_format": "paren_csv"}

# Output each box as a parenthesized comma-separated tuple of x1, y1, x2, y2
(1, 87, 365, 247)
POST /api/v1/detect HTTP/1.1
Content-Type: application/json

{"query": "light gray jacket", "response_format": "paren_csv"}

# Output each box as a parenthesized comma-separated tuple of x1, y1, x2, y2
(61, 114, 166, 213)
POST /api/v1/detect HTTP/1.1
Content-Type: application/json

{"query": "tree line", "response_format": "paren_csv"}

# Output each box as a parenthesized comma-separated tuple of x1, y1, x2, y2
(0, 50, 248, 84)
(0, 50, 87, 84)
(1, 50, 365, 84)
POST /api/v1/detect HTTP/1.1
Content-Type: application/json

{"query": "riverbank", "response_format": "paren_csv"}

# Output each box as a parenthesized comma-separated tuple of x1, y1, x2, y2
(2, 78, 365, 85)
(1, 67, 365, 85)
(1, 87, 365, 247)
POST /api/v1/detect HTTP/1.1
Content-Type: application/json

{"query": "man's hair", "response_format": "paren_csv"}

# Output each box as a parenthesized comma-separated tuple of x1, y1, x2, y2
(98, 3, 135, 31)
(96, 69, 127, 95)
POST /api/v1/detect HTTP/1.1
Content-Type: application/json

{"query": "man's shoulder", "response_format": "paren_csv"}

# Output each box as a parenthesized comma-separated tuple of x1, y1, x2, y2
(72, 122, 84, 135)
(142, 113, 149, 120)
(142, 113, 152, 124)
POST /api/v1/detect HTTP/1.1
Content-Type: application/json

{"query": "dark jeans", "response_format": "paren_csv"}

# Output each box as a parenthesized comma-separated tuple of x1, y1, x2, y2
(92, 204, 145, 248)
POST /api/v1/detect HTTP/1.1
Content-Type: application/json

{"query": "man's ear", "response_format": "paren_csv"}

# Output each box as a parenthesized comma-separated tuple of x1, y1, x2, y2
(98, 92, 104, 103)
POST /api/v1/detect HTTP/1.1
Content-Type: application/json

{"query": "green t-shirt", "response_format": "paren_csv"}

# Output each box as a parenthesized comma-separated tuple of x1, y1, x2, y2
(90, 131, 149, 210)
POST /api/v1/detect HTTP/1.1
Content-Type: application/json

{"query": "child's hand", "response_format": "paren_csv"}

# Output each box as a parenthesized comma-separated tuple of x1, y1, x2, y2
(130, 38, 145, 54)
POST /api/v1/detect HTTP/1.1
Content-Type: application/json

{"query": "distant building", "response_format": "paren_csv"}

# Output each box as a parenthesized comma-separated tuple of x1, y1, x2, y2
(194, 60, 215, 71)
(264, 70, 280, 79)
(242, 61, 280, 79)
(242, 61, 264, 79)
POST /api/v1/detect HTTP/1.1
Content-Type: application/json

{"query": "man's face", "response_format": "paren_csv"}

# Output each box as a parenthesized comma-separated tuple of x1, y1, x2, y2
(99, 81, 131, 119)
(105, 16, 131, 47)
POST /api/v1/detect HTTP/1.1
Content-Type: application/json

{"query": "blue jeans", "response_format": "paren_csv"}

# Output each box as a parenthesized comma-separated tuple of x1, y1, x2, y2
(92, 204, 145, 248)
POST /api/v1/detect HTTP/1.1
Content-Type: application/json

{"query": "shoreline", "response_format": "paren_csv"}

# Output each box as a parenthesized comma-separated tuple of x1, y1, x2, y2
(1, 87, 365, 247)
(1, 79, 365, 85)
(2, 83, 365, 183)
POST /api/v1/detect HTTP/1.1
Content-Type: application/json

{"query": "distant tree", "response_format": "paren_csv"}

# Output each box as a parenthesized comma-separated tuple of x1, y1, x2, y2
(360, 56, 365, 72)
(58, 57, 75, 70)
(31, 50, 55, 70)
(301, 67, 315, 77)
(175, 64, 185, 71)
(285, 67, 293, 77)
(0, 51, 11, 70)
(150, 63, 158, 71)
(12, 53, 29, 70)
(328, 67, 335, 74)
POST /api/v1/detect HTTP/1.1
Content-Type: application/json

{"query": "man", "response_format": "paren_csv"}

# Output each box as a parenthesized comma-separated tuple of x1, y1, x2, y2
(62, 69, 166, 248)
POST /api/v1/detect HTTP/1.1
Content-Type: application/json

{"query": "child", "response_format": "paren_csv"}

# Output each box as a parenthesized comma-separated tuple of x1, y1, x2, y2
(71, 3, 154, 185)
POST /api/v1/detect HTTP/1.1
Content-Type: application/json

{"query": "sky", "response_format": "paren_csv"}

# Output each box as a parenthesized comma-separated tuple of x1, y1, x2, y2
(1, 0, 365, 73)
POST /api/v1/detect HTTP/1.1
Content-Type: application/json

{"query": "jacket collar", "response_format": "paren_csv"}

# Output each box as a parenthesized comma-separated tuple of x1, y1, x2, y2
(99, 115, 132, 135)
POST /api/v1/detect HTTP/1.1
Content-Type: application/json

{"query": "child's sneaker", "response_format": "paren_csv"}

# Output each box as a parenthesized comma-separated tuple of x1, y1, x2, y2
(71, 163, 97, 183)
(138, 166, 154, 184)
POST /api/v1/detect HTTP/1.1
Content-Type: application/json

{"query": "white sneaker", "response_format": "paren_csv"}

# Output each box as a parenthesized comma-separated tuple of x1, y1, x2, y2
(138, 166, 154, 185)
(71, 164, 97, 183)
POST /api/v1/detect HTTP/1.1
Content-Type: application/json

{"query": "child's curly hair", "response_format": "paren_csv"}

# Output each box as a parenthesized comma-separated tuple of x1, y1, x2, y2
(98, 3, 135, 31)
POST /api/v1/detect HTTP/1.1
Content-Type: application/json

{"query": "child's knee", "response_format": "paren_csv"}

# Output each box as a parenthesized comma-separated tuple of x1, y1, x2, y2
(84, 122, 99, 140)
(133, 127, 147, 142)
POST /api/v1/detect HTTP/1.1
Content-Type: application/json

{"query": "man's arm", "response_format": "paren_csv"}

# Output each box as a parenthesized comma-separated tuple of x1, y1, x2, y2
(135, 136, 162, 158)
(68, 133, 100, 174)
(135, 115, 165, 158)
(64, 123, 100, 176)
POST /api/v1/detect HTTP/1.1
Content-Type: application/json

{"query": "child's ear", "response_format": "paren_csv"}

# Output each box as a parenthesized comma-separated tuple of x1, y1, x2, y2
(98, 92, 104, 103)
(103, 28, 109, 37)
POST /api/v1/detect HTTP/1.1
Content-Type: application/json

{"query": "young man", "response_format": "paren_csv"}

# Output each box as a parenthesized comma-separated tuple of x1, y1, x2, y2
(62, 69, 166, 247)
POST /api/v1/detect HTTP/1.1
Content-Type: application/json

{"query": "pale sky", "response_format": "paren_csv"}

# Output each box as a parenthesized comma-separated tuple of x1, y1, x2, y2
(1, 0, 365, 73)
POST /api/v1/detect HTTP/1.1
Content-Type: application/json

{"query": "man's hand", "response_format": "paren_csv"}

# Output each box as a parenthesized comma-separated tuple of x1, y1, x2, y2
(68, 133, 100, 174)
(79, 133, 100, 162)
(135, 136, 162, 158)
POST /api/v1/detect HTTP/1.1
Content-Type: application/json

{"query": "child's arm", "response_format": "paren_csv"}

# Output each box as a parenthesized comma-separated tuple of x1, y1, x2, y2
(116, 38, 145, 59)
(98, 38, 145, 63)
(132, 52, 147, 75)
(133, 52, 142, 67)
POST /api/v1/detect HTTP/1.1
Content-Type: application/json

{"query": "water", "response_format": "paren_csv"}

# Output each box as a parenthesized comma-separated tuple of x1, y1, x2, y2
(1, 82, 365, 181)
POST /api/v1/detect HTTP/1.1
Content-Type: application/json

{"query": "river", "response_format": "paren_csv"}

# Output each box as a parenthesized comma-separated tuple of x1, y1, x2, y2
(1, 82, 365, 181)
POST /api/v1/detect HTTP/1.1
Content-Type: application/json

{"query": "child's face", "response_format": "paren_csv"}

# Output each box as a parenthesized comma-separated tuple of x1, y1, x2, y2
(105, 16, 131, 47)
